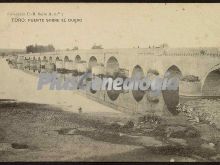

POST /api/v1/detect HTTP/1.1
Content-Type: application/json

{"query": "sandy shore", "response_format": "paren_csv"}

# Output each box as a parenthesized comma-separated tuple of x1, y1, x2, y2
(0, 100, 208, 161)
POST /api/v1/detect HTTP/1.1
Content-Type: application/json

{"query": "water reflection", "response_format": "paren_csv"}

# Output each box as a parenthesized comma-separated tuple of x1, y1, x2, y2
(7, 60, 182, 116)
(162, 90, 180, 115)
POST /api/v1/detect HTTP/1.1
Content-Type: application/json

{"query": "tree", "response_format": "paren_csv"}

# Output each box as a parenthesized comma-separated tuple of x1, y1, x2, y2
(73, 46, 79, 50)
(26, 44, 55, 53)
(91, 44, 103, 49)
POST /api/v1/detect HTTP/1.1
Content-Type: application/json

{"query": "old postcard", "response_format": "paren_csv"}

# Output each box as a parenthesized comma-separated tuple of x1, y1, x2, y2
(0, 3, 220, 162)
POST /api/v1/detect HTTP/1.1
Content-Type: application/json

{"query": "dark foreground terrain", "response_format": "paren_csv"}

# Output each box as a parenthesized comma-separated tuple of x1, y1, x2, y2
(0, 99, 220, 162)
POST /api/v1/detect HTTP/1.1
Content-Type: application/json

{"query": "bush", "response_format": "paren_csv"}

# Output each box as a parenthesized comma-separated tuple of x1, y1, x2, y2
(91, 44, 103, 49)
(181, 75, 199, 82)
(123, 120, 134, 129)
(147, 69, 159, 76)
(26, 44, 55, 53)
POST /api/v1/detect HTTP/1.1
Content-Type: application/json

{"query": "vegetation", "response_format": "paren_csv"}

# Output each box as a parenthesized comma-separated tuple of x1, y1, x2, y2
(0, 52, 6, 57)
(73, 46, 79, 50)
(147, 69, 159, 75)
(91, 44, 103, 49)
(181, 75, 200, 82)
(0, 49, 25, 57)
(26, 44, 55, 53)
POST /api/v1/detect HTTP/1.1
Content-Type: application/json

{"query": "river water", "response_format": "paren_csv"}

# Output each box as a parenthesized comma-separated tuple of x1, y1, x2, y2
(4, 58, 220, 128)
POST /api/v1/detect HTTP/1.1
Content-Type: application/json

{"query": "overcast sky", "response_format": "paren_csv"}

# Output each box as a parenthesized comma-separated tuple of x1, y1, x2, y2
(1, 3, 220, 50)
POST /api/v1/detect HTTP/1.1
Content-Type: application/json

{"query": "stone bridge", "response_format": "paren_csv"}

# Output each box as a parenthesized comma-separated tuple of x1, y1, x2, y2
(8, 47, 220, 116)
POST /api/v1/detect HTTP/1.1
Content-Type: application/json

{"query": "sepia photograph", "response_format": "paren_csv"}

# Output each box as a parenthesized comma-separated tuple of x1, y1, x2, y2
(0, 3, 220, 162)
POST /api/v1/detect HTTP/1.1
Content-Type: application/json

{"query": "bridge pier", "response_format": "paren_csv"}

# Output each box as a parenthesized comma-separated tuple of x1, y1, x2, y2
(179, 80, 202, 97)
(6, 46, 220, 117)
(84, 80, 179, 117)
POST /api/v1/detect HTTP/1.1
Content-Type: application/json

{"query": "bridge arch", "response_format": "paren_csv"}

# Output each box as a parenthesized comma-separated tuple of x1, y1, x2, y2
(131, 65, 145, 102)
(106, 56, 120, 77)
(106, 56, 121, 101)
(202, 64, 220, 96)
(43, 56, 47, 61)
(162, 65, 182, 115)
(88, 56, 98, 72)
(49, 56, 53, 62)
(75, 55, 81, 62)
(164, 65, 182, 79)
(64, 56, 70, 62)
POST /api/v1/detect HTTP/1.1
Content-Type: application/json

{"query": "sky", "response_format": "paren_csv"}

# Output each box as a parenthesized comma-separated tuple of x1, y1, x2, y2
(1, 3, 220, 50)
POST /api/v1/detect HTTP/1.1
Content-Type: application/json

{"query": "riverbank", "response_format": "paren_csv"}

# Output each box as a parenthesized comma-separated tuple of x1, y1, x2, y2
(0, 99, 220, 161)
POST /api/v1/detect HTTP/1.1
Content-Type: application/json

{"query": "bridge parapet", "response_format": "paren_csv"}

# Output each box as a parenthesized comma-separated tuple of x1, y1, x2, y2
(166, 47, 220, 56)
